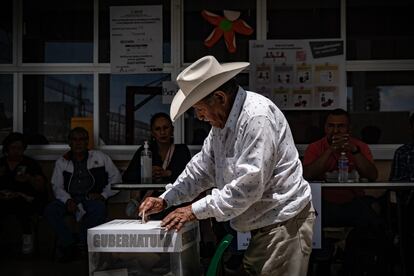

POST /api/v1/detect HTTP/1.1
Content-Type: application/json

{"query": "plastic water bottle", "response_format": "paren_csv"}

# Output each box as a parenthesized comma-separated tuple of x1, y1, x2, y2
(140, 141, 152, 184)
(338, 152, 349, 183)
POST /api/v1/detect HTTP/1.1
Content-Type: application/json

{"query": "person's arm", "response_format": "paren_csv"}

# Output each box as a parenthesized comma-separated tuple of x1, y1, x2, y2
(101, 152, 122, 199)
(303, 146, 334, 180)
(160, 131, 216, 208)
(51, 158, 72, 204)
(191, 116, 277, 221)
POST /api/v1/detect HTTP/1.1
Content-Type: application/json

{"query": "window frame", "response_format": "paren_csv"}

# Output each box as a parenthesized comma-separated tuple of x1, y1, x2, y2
(0, 0, 412, 160)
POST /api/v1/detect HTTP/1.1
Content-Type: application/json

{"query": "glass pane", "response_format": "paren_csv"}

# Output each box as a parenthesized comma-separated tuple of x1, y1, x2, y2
(347, 0, 414, 60)
(23, 75, 93, 144)
(284, 108, 403, 145)
(99, 74, 171, 145)
(346, 71, 414, 144)
(99, 0, 171, 63)
(183, 0, 256, 63)
(0, 75, 13, 142)
(267, 0, 340, 39)
(284, 110, 327, 144)
(23, 0, 93, 63)
(0, 0, 13, 63)
(184, 73, 249, 145)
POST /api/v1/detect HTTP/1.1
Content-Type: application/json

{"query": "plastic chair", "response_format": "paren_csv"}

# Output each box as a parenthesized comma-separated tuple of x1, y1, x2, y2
(206, 234, 234, 276)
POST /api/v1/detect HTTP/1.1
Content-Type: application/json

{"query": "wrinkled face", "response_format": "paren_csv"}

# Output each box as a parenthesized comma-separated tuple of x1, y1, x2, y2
(151, 117, 173, 144)
(6, 141, 25, 161)
(192, 91, 229, 129)
(69, 132, 89, 154)
(324, 114, 350, 142)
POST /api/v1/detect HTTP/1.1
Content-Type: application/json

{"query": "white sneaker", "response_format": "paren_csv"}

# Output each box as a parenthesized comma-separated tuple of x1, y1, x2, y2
(22, 234, 34, 254)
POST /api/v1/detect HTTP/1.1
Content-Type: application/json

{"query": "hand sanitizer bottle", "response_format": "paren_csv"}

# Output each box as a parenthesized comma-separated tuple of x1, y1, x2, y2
(140, 141, 152, 184)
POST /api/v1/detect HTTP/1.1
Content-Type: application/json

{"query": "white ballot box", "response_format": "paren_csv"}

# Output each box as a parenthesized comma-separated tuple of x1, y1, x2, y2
(87, 220, 200, 276)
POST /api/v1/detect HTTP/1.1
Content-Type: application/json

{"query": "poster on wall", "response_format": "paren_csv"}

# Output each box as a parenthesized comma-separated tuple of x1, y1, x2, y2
(249, 40, 346, 110)
(162, 81, 178, 104)
(110, 6, 163, 74)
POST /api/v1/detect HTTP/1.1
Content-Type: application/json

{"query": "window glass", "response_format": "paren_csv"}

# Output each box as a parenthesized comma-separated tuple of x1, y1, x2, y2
(23, 75, 93, 144)
(184, 73, 249, 145)
(0, 0, 12, 64)
(346, 71, 414, 144)
(267, 0, 340, 39)
(283, 71, 414, 145)
(0, 75, 13, 142)
(99, 74, 171, 145)
(23, 0, 93, 63)
(183, 0, 256, 63)
(347, 0, 414, 60)
(99, 0, 171, 63)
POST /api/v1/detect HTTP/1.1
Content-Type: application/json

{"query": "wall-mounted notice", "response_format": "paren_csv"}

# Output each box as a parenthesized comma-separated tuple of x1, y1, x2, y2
(110, 6, 162, 74)
(249, 40, 346, 110)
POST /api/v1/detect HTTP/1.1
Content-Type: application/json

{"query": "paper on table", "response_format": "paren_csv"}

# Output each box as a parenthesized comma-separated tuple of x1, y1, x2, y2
(90, 220, 163, 230)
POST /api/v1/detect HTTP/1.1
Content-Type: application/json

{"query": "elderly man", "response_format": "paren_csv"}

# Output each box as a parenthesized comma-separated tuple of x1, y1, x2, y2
(139, 56, 315, 275)
(44, 127, 121, 261)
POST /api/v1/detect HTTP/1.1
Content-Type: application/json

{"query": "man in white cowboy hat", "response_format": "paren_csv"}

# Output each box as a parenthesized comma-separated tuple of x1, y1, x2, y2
(139, 55, 315, 275)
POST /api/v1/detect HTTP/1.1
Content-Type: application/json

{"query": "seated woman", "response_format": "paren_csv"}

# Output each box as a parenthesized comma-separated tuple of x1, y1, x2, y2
(0, 132, 48, 254)
(123, 112, 191, 216)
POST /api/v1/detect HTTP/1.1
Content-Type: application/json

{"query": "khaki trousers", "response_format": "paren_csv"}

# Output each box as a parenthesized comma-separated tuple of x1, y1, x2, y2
(243, 202, 316, 276)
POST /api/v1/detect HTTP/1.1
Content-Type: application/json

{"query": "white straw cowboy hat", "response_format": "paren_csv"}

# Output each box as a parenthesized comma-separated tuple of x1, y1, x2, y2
(170, 55, 249, 121)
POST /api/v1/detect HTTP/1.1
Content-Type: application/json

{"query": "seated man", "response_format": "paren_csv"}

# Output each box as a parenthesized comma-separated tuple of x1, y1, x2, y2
(303, 109, 380, 225)
(44, 127, 121, 261)
(303, 108, 388, 274)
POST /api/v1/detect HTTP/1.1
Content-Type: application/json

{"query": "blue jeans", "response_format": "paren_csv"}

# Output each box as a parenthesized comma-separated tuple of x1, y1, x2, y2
(44, 198, 106, 247)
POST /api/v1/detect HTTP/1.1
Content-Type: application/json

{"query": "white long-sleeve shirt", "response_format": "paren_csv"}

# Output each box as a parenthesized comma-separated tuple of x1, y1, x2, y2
(161, 88, 311, 232)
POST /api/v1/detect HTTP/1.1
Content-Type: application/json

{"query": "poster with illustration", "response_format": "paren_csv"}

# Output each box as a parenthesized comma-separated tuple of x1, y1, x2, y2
(249, 40, 345, 110)
(293, 88, 312, 108)
(296, 64, 312, 84)
(256, 64, 271, 84)
(272, 87, 290, 108)
(315, 64, 338, 84)
(316, 86, 337, 108)
(274, 65, 294, 85)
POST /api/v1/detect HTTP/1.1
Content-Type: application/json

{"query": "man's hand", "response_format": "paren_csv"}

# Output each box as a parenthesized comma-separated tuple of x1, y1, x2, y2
(138, 197, 167, 220)
(330, 134, 357, 153)
(161, 205, 197, 231)
(66, 198, 78, 214)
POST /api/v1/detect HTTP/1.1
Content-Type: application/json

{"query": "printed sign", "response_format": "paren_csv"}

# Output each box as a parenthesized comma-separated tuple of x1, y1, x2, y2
(250, 40, 346, 110)
(110, 6, 163, 74)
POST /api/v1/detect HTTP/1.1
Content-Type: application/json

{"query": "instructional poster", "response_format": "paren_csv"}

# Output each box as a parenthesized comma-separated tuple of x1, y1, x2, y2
(249, 40, 346, 110)
(110, 6, 163, 74)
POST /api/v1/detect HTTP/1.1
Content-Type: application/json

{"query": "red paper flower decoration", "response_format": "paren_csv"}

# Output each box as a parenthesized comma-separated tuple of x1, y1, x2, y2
(201, 10, 254, 53)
